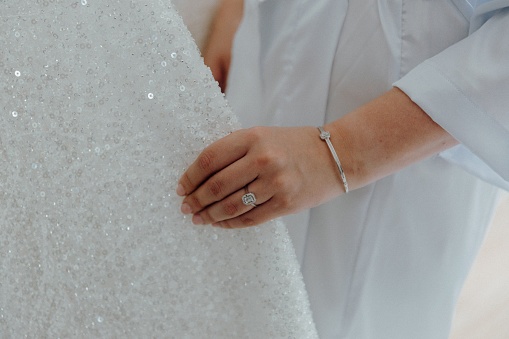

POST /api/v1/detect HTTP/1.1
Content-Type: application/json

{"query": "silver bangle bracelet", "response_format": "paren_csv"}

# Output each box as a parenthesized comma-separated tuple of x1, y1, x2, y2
(317, 126, 349, 193)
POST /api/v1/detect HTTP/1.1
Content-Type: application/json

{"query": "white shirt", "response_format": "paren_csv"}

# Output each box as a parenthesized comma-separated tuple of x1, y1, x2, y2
(227, 0, 509, 338)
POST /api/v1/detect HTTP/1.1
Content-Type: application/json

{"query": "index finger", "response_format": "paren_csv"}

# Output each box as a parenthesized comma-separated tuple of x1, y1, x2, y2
(177, 129, 248, 196)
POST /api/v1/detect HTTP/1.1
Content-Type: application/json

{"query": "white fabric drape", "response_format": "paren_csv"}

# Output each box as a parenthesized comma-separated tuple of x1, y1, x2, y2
(228, 0, 509, 337)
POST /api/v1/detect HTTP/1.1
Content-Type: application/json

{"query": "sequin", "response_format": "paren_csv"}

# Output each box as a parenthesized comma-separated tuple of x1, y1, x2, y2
(0, 1, 317, 338)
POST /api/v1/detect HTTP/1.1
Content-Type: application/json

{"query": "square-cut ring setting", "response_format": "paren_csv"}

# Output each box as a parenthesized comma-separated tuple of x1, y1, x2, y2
(242, 193, 257, 206)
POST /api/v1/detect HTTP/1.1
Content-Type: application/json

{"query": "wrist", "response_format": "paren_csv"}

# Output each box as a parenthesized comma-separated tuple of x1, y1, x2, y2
(317, 127, 349, 193)
(323, 121, 361, 191)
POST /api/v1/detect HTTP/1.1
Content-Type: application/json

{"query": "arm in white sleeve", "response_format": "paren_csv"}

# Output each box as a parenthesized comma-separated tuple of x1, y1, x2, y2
(395, 5, 509, 190)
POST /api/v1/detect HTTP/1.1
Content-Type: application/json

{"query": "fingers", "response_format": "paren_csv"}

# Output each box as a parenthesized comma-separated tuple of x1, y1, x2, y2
(177, 126, 334, 229)
(212, 198, 287, 229)
(180, 155, 259, 215)
(177, 130, 248, 197)
(210, 180, 298, 228)
(191, 180, 272, 225)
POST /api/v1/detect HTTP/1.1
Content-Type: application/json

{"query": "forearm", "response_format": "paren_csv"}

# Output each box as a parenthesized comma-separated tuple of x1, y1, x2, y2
(210, 0, 243, 30)
(325, 87, 459, 191)
(203, 0, 243, 91)
(215, 0, 243, 14)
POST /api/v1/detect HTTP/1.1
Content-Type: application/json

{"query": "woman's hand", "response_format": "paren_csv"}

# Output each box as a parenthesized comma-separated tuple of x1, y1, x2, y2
(176, 88, 459, 229)
(203, 0, 244, 92)
(177, 126, 347, 228)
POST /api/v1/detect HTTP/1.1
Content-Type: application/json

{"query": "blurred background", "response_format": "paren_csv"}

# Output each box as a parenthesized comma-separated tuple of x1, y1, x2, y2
(172, 1, 509, 337)
(449, 192, 509, 339)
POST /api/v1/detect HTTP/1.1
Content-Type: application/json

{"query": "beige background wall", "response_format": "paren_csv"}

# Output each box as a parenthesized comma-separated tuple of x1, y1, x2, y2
(450, 193, 509, 339)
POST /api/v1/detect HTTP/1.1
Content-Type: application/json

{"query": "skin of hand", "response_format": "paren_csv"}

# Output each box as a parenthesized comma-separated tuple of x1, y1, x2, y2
(177, 87, 459, 228)
(177, 125, 344, 228)
(203, 0, 243, 92)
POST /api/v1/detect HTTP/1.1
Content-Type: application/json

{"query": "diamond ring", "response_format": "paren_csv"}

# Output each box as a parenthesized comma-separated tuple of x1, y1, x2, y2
(241, 186, 257, 207)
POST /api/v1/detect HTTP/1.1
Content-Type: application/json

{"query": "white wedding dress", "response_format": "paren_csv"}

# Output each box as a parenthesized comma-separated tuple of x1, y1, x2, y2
(0, 1, 317, 337)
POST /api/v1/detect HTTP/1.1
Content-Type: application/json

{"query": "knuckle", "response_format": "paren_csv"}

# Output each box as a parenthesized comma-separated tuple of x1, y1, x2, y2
(206, 179, 224, 198)
(255, 153, 271, 168)
(197, 150, 216, 172)
(272, 175, 290, 191)
(245, 126, 266, 143)
(239, 217, 256, 227)
(200, 209, 213, 224)
(244, 127, 288, 171)
(219, 220, 232, 229)
(222, 201, 239, 217)
(189, 195, 204, 211)
(255, 151, 282, 170)
(277, 195, 293, 210)
(272, 185, 295, 211)
(181, 172, 193, 190)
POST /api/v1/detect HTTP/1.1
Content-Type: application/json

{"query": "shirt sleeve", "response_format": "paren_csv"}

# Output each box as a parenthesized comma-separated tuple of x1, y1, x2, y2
(394, 5, 509, 191)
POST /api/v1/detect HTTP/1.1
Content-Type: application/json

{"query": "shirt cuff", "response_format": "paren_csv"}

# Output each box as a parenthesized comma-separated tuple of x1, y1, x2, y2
(394, 60, 509, 190)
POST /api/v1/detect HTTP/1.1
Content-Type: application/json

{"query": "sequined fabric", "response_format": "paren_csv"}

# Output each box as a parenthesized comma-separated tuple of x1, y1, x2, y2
(0, 1, 317, 337)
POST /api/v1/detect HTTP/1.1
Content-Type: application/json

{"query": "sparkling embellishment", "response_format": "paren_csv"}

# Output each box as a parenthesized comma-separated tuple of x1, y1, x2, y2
(319, 129, 330, 140)
(14, 70, 21, 77)
(0, 1, 317, 338)
(147, 92, 154, 99)
(242, 192, 257, 206)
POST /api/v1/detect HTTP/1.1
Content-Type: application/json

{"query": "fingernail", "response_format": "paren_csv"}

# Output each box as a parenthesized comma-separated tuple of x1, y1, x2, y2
(192, 214, 204, 225)
(180, 203, 192, 214)
(176, 183, 186, 196)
